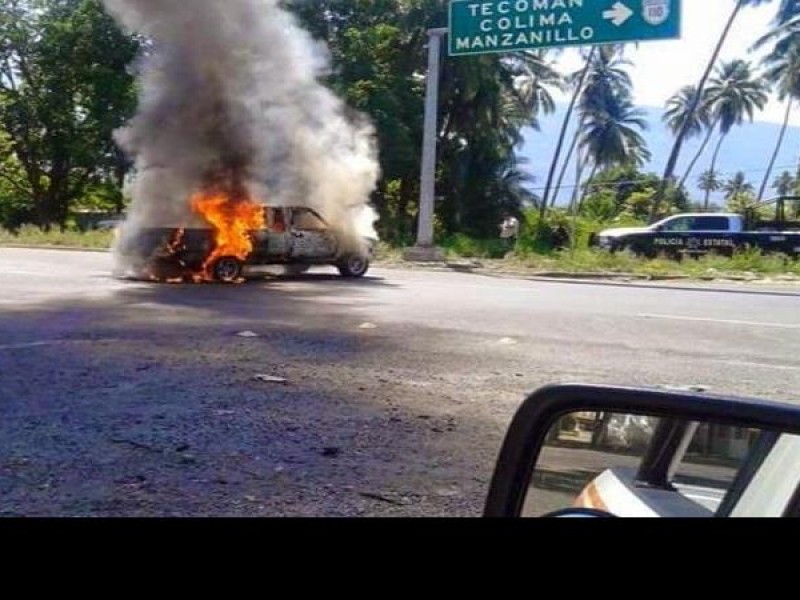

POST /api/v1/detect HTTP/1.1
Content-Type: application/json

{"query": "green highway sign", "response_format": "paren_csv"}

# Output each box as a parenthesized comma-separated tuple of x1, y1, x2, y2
(449, 0, 681, 56)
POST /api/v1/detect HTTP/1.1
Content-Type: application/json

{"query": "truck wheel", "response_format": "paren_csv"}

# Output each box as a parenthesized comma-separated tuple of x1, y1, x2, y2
(211, 257, 244, 283)
(337, 254, 369, 278)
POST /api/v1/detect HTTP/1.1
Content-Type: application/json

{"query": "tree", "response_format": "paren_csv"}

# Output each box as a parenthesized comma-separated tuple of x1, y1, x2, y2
(724, 171, 755, 200)
(289, 0, 561, 239)
(702, 60, 769, 209)
(0, 126, 31, 228)
(772, 170, 797, 196)
(548, 47, 646, 214)
(580, 95, 650, 171)
(0, 0, 139, 229)
(663, 85, 714, 190)
(539, 45, 595, 218)
(577, 165, 688, 221)
(549, 47, 634, 210)
(755, 21, 800, 200)
(650, 0, 777, 222)
(727, 190, 760, 214)
(698, 170, 724, 209)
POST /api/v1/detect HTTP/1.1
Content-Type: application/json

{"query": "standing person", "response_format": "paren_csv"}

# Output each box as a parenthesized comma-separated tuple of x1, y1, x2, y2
(552, 224, 570, 251)
(499, 214, 520, 256)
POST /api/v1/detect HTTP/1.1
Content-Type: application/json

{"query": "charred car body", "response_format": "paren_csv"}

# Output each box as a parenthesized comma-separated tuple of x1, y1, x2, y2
(115, 206, 375, 282)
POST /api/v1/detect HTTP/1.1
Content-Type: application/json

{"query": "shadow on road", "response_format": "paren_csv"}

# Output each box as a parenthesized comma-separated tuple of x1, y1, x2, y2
(0, 273, 504, 517)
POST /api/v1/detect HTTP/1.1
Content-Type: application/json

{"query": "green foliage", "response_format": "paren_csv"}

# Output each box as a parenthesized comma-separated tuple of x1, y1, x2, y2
(0, 0, 139, 229)
(508, 247, 800, 278)
(440, 233, 507, 259)
(726, 191, 761, 215)
(288, 0, 560, 240)
(576, 165, 688, 223)
(0, 223, 114, 248)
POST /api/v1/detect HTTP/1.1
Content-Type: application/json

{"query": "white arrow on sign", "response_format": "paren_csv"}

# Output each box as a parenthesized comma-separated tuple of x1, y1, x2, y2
(603, 2, 634, 27)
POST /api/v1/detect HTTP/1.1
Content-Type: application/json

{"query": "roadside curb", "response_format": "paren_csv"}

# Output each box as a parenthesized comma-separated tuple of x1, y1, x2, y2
(374, 260, 800, 294)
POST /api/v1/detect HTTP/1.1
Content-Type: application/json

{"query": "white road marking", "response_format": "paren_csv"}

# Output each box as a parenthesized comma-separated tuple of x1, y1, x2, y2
(715, 360, 800, 373)
(0, 342, 55, 351)
(0, 270, 50, 277)
(639, 314, 800, 330)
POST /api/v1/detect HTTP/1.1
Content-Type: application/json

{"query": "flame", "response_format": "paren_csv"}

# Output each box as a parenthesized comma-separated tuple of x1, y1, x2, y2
(191, 190, 265, 281)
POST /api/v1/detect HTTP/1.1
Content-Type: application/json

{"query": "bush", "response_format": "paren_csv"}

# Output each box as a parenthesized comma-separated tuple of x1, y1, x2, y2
(0, 225, 114, 249)
(440, 233, 508, 259)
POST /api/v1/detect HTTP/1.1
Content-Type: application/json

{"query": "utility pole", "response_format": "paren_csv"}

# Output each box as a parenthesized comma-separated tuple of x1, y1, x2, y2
(404, 27, 448, 262)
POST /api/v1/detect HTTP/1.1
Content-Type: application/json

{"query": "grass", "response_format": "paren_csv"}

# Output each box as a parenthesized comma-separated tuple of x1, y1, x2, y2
(508, 247, 800, 279)
(2, 227, 798, 281)
(0, 225, 114, 249)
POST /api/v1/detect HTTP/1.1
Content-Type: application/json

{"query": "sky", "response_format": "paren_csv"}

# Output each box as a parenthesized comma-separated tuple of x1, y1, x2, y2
(552, 1, 793, 125)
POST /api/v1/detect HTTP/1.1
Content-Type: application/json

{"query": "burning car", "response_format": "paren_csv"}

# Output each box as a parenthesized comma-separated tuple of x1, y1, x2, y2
(115, 203, 376, 283)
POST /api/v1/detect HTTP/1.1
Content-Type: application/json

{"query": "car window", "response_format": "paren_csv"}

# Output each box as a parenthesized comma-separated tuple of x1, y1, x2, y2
(266, 208, 286, 232)
(693, 217, 729, 231)
(662, 217, 694, 232)
(292, 209, 327, 230)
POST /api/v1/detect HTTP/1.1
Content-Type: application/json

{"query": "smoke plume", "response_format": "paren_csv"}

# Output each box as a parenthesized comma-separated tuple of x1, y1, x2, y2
(103, 0, 379, 243)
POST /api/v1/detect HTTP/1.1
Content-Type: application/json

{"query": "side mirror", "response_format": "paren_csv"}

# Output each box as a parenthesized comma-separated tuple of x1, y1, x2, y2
(484, 385, 800, 518)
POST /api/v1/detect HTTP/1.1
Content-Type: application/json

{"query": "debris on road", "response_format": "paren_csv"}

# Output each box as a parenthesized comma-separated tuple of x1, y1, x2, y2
(236, 331, 260, 338)
(359, 322, 378, 330)
(359, 491, 412, 506)
(253, 374, 289, 385)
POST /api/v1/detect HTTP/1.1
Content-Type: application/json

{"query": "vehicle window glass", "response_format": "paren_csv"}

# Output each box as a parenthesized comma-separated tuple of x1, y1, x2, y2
(670, 424, 753, 513)
(662, 218, 694, 232)
(292, 210, 327, 230)
(693, 217, 729, 231)
(267, 208, 286, 232)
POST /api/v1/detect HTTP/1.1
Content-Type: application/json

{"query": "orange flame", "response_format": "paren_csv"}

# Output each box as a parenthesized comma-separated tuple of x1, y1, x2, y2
(191, 190, 265, 280)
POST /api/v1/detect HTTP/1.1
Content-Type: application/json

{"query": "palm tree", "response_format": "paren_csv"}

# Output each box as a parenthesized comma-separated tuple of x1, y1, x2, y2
(724, 172, 756, 200)
(551, 46, 635, 209)
(756, 32, 800, 200)
(698, 170, 724, 209)
(664, 86, 714, 190)
(650, 0, 778, 222)
(702, 60, 769, 208)
(772, 170, 797, 196)
(581, 96, 650, 170)
(435, 45, 562, 235)
(539, 45, 597, 218)
(574, 94, 650, 213)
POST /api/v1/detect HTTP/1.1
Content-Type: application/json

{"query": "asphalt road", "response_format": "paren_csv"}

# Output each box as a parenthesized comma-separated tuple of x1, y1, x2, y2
(1, 248, 799, 517)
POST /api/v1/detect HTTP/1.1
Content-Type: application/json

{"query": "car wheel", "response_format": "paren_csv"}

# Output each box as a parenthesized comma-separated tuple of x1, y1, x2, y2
(212, 257, 244, 283)
(337, 254, 369, 278)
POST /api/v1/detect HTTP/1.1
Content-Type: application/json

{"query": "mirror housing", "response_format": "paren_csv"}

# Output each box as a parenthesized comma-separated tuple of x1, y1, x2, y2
(484, 384, 800, 518)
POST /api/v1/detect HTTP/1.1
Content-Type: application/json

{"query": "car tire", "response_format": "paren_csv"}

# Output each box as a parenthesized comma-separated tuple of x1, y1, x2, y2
(337, 254, 369, 278)
(211, 257, 244, 283)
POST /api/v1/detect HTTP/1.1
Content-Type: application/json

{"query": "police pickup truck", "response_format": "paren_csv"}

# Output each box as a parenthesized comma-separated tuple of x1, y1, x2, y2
(593, 198, 800, 259)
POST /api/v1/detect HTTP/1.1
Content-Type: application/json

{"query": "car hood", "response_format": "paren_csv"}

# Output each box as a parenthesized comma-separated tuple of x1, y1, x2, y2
(598, 226, 652, 238)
